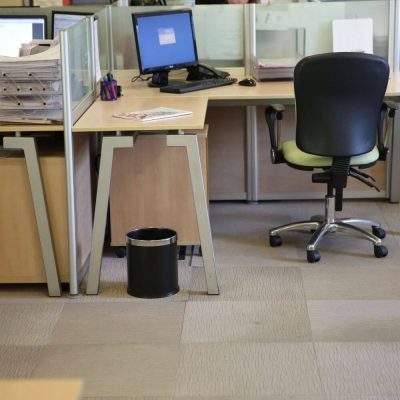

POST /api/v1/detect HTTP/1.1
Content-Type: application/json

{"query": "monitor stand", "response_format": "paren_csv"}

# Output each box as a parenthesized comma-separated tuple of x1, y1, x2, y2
(148, 71, 169, 87)
(148, 71, 185, 88)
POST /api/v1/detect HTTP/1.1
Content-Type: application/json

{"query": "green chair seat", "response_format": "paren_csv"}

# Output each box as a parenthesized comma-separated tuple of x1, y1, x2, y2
(281, 140, 379, 168)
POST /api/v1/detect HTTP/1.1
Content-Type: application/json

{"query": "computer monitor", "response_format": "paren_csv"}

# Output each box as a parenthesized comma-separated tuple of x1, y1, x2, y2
(0, 15, 47, 57)
(52, 11, 92, 39)
(132, 9, 199, 87)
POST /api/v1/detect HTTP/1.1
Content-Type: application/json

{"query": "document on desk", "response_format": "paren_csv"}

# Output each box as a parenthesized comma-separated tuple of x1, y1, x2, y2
(112, 107, 193, 122)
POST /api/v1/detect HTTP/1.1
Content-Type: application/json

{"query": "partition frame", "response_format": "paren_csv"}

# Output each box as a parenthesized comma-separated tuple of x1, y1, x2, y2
(60, 17, 98, 297)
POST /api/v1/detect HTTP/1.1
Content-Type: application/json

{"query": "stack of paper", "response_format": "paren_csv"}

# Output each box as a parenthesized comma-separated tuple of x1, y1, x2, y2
(252, 57, 298, 81)
(0, 44, 63, 124)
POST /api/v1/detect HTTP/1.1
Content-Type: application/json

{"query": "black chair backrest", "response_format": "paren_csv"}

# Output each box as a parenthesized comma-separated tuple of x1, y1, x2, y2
(294, 52, 389, 157)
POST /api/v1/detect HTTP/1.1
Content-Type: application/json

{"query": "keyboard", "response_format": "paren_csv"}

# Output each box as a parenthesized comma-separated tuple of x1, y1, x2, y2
(160, 77, 237, 94)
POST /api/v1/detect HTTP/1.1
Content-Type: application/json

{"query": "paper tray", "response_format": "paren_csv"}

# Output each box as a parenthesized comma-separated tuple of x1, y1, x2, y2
(252, 65, 294, 81)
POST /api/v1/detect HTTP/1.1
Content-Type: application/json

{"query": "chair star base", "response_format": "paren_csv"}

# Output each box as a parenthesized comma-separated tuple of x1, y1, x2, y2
(269, 195, 388, 263)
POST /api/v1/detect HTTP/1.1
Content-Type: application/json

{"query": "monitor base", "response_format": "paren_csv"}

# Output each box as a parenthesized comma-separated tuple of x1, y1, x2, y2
(148, 71, 169, 87)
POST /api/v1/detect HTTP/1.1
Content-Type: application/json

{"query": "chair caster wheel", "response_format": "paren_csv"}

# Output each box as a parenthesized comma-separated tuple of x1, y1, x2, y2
(307, 250, 321, 263)
(270, 235, 282, 247)
(372, 226, 386, 239)
(374, 245, 388, 258)
(115, 247, 126, 258)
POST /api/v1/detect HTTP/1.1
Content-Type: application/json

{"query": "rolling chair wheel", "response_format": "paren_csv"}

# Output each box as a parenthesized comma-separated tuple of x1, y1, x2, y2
(269, 235, 282, 247)
(372, 226, 386, 239)
(374, 245, 388, 258)
(307, 250, 321, 263)
(115, 247, 126, 258)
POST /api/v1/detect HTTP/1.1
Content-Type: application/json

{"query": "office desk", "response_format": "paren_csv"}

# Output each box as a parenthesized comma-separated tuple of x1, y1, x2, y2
(74, 71, 400, 295)
(74, 96, 219, 295)
(115, 70, 400, 203)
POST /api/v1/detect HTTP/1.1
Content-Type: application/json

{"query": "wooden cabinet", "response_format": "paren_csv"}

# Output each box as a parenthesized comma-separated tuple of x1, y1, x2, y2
(0, 134, 92, 283)
(109, 128, 208, 246)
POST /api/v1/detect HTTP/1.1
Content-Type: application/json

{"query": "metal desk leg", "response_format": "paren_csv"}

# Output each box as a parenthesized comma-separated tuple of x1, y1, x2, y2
(3, 136, 61, 296)
(389, 101, 400, 203)
(167, 133, 219, 295)
(86, 135, 134, 295)
(246, 105, 258, 202)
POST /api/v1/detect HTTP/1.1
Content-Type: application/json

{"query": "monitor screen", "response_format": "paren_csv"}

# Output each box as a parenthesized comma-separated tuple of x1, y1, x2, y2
(132, 9, 198, 86)
(0, 16, 47, 57)
(52, 11, 91, 39)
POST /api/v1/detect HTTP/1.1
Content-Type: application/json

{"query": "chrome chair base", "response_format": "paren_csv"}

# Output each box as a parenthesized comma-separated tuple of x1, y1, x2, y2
(269, 196, 388, 262)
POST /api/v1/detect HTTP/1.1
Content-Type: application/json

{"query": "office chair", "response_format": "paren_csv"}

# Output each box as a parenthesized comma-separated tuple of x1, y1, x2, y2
(265, 52, 397, 263)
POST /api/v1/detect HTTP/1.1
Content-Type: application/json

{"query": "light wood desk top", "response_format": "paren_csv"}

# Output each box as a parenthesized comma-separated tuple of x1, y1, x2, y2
(116, 69, 295, 102)
(0, 379, 82, 400)
(73, 95, 208, 132)
(0, 124, 64, 133)
(3, 70, 400, 134)
(115, 69, 400, 102)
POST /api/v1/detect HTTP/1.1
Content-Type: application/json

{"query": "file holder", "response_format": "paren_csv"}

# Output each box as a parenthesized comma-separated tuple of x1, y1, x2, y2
(0, 46, 63, 124)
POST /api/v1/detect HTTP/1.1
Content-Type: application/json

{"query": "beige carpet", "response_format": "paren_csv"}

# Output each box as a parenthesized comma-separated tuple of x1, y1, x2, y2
(1, 200, 400, 399)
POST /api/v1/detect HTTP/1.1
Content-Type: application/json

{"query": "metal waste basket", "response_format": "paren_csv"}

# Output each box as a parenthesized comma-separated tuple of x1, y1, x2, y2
(126, 228, 179, 298)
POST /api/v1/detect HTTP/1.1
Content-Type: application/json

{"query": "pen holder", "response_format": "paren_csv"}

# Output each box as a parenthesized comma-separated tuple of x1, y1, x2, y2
(100, 76, 119, 101)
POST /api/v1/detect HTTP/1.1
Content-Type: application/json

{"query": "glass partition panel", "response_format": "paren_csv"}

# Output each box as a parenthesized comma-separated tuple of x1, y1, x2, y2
(111, 4, 245, 69)
(94, 6, 110, 71)
(111, 5, 177, 69)
(255, 1, 391, 62)
(66, 17, 94, 109)
(192, 5, 245, 68)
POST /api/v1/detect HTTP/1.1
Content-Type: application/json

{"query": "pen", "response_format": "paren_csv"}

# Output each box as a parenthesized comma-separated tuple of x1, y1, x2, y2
(100, 79, 111, 100)
(108, 79, 117, 100)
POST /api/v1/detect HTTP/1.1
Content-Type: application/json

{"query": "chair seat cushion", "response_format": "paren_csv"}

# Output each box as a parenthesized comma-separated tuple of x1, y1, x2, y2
(281, 140, 379, 168)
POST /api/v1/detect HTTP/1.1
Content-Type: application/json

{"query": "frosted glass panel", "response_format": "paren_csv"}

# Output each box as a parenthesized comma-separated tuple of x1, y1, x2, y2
(94, 7, 109, 71)
(255, 1, 390, 60)
(111, 6, 174, 69)
(193, 5, 245, 67)
(67, 18, 94, 108)
(110, 5, 245, 69)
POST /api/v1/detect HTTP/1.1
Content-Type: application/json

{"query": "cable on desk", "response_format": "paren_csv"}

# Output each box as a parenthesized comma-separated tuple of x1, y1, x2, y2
(131, 75, 151, 83)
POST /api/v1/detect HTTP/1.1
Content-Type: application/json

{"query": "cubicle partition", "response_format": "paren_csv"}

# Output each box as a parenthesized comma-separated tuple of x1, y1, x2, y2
(0, 7, 99, 296)
(109, 4, 246, 70)
(60, 15, 98, 296)
(253, 1, 393, 69)
(108, 2, 395, 77)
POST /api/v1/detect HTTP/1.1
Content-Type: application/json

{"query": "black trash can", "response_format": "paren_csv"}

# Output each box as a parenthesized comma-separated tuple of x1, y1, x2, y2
(126, 227, 179, 298)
